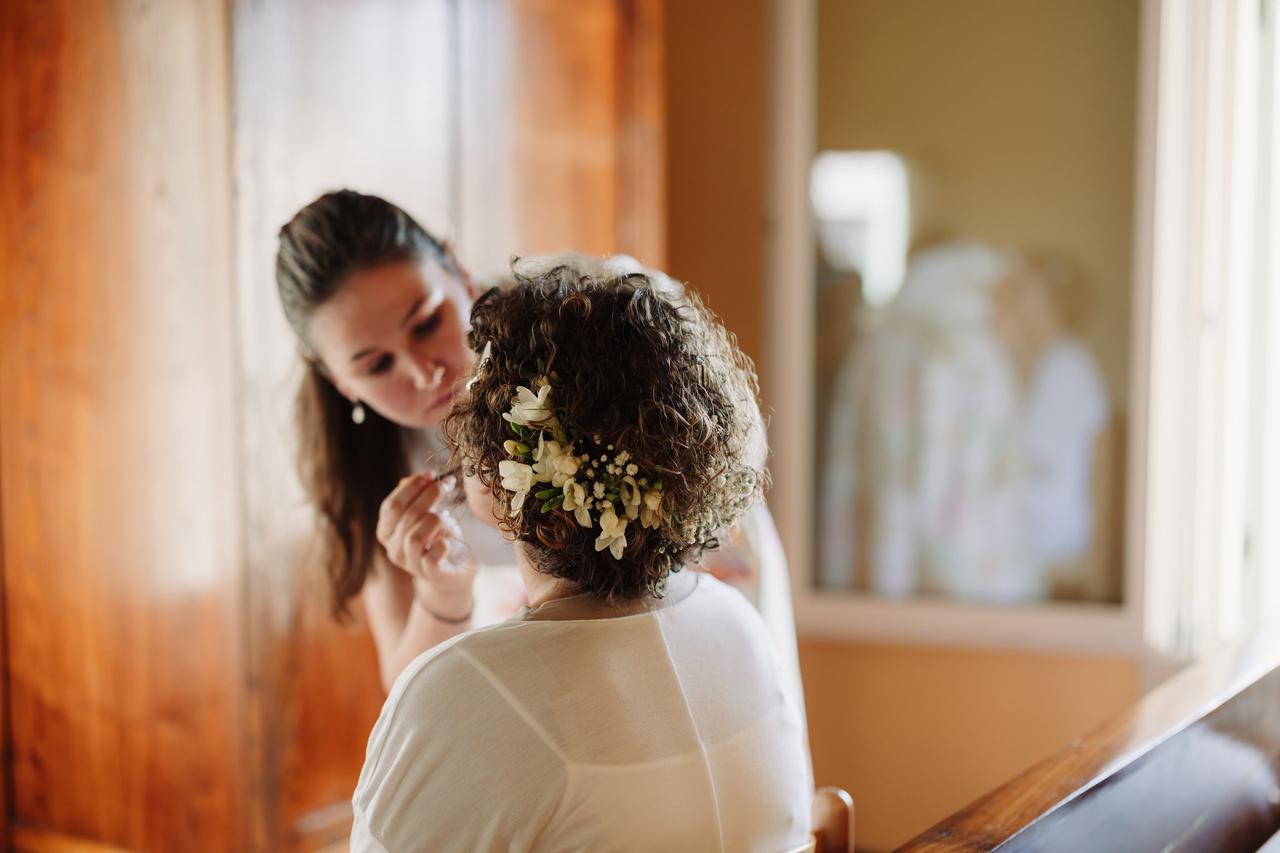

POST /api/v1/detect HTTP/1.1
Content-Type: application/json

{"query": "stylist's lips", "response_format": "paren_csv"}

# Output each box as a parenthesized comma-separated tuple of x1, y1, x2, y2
(427, 385, 457, 414)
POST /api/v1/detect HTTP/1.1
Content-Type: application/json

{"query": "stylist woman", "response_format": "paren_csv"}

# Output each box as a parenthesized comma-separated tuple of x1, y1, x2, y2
(275, 190, 804, 709)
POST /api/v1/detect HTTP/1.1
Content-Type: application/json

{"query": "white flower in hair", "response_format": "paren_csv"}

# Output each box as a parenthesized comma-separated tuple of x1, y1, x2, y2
(551, 451, 580, 486)
(562, 479, 592, 527)
(531, 433, 558, 483)
(503, 381, 553, 426)
(499, 460, 535, 514)
(595, 507, 628, 559)
(640, 490, 663, 529)
(619, 475, 642, 521)
(532, 435, 580, 487)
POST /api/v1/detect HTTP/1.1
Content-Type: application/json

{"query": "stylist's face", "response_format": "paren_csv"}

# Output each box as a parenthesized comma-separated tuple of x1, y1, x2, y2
(309, 258, 476, 429)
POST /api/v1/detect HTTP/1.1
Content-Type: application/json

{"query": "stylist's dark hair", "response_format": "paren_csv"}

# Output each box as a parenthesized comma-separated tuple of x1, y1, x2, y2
(276, 189, 458, 619)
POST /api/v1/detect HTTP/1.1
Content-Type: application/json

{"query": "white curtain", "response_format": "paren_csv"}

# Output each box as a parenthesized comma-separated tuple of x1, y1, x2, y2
(1144, 0, 1279, 656)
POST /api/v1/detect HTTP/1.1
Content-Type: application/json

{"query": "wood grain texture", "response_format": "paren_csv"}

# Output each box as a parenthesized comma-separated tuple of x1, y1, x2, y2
(663, 0, 768, 369)
(2, 0, 669, 847)
(0, 0, 243, 849)
(231, 1, 456, 847)
(898, 630, 1280, 851)
(457, 0, 667, 278)
(614, 0, 667, 267)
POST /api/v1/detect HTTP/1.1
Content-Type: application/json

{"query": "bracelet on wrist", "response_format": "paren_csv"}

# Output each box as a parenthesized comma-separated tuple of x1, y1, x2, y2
(417, 598, 474, 625)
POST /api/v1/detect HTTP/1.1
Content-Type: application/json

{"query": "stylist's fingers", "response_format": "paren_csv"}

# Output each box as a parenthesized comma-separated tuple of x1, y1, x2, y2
(420, 535, 478, 588)
(377, 473, 433, 545)
(380, 474, 446, 567)
(386, 482, 446, 563)
(402, 477, 445, 518)
(399, 512, 446, 575)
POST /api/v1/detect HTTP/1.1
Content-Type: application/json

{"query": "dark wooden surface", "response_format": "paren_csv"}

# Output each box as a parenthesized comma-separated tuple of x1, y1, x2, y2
(0, 0, 244, 849)
(898, 630, 1280, 852)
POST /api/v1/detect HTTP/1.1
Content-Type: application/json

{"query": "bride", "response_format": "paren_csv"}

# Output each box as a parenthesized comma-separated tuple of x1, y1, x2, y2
(350, 256, 813, 851)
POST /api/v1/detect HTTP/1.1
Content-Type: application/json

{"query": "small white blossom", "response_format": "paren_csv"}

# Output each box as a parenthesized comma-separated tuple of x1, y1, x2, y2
(593, 482, 606, 499)
(530, 434, 559, 482)
(640, 490, 663, 528)
(532, 435, 580, 487)
(498, 460, 534, 515)
(595, 508, 628, 559)
(626, 463, 638, 476)
(619, 475, 642, 521)
(551, 449, 580, 486)
(502, 381, 553, 426)
(562, 479, 592, 527)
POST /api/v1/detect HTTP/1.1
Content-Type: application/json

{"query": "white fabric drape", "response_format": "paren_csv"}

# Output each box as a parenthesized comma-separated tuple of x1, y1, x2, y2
(350, 571, 813, 852)
(1143, 0, 1280, 655)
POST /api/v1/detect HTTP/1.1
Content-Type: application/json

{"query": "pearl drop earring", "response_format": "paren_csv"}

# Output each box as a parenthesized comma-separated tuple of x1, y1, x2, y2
(351, 401, 367, 425)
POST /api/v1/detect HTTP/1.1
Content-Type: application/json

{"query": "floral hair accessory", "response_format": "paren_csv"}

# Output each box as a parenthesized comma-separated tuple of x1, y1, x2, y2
(495, 376, 664, 560)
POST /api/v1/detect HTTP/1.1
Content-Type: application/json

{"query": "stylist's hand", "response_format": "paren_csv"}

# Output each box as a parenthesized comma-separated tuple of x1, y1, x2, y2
(377, 472, 478, 622)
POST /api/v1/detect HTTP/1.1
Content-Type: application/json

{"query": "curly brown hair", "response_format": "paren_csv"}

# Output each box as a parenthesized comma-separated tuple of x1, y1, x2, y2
(444, 259, 765, 601)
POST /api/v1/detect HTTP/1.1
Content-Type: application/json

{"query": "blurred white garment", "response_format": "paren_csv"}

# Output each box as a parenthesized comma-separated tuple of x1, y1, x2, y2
(350, 571, 813, 853)
(820, 242, 1036, 601)
(1020, 338, 1109, 568)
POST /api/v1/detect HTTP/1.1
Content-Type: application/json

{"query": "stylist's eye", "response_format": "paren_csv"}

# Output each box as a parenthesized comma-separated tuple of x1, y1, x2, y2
(412, 312, 442, 339)
(368, 354, 394, 376)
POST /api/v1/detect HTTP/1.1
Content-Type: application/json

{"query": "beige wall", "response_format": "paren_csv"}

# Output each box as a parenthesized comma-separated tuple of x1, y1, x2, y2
(818, 0, 1140, 406)
(664, 2, 1141, 850)
(800, 640, 1138, 849)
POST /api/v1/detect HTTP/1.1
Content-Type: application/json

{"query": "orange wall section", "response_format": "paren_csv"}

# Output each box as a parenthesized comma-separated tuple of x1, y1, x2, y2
(800, 640, 1139, 850)
(663, 0, 768, 368)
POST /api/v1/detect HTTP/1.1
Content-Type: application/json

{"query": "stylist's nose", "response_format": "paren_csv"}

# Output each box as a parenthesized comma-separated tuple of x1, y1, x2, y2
(409, 359, 447, 391)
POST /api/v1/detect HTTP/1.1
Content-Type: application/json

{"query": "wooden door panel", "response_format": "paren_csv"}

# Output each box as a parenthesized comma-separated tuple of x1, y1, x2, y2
(0, 1, 242, 850)
(457, 0, 665, 279)
(1, 1, 667, 848)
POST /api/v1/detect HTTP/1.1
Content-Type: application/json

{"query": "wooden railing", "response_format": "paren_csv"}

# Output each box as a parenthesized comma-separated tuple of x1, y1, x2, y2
(898, 630, 1280, 852)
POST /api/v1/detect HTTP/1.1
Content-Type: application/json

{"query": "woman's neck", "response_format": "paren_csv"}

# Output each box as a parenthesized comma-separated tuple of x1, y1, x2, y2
(514, 542, 581, 608)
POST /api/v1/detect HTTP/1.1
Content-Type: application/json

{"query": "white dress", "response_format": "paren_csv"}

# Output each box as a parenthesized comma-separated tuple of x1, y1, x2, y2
(350, 570, 814, 853)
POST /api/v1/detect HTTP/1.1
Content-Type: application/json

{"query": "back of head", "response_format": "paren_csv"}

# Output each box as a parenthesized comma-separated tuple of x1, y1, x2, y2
(446, 255, 765, 601)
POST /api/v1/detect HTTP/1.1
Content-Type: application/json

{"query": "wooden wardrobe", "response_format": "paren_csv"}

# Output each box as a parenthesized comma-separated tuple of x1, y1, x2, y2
(0, 0, 663, 849)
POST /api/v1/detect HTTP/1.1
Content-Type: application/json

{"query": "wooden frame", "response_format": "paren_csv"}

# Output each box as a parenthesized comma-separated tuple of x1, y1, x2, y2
(765, 0, 1161, 655)
(0, 430, 8, 853)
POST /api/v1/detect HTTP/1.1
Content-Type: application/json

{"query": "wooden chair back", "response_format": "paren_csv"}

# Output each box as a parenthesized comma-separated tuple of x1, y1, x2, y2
(811, 786, 854, 853)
